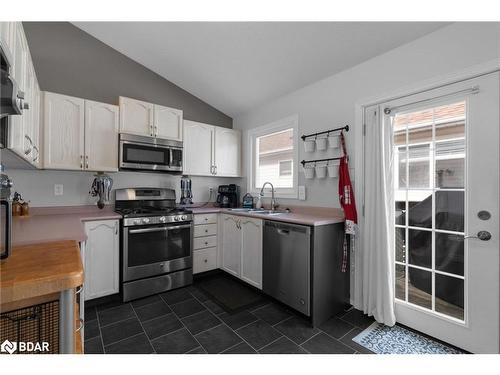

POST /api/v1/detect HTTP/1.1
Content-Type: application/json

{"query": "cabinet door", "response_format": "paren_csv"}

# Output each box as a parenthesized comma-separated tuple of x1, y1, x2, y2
(154, 104, 183, 141)
(0, 22, 15, 57)
(8, 23, 27, 156)
(221, 214, 241, 277)
(183, 120, 214, 176)
(21, 63, 35, 162)
(85, 100, 119, 171)
(119, 96, 154, 137)
(214, 127, 241, 177)
(240, 218, 263, 289)
(84, 220, 120, 300)
(31, 76, 41, 167)
(43, 92, 85, 170)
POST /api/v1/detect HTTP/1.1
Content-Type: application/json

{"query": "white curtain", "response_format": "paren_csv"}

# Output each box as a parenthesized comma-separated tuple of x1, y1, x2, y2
(353, 105, 396, 326)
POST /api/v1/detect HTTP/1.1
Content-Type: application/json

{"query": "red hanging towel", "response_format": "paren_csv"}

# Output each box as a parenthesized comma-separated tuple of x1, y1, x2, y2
(338, 131, 357, 272)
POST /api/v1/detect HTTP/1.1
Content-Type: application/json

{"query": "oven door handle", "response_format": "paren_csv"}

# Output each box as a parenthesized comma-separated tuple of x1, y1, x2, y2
(128, 224, 191, 234)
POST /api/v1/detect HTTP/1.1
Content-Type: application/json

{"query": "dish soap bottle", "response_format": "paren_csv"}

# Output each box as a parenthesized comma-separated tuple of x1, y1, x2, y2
(255, 194, 263, 209)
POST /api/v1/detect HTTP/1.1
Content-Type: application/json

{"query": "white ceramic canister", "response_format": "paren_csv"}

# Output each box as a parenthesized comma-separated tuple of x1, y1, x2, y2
(315, 164, 327, 179)
(328, 135, 340, 148)
(316, 137, 328, 151)
(304, 139, 315, 152)
(328, 163, 339, 178)
(304, 165, 315, 179)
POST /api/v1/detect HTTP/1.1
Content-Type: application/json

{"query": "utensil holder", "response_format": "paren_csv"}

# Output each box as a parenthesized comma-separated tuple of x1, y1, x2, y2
(316, 137, 327, 151)
(315, 165, 327, 179)
(328, 135, 340, 148)
(304, 166, 315, 179)
(328, 164, 339, 178)
(304, 140, 315, 152)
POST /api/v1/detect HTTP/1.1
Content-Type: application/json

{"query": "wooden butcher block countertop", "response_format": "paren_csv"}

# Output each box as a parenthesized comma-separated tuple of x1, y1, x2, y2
(0, 240, 83, 308)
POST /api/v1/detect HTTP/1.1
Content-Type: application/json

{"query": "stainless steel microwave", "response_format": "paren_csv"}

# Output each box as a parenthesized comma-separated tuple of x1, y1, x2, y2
(119, 133, 183, 173)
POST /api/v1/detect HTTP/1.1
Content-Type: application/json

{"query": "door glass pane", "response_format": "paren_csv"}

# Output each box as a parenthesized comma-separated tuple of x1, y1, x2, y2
(396, 147, 407, 189)
(395, 200, 406, 225)
(408, 229, 431, 268)
(408, 145, 430, 188)
(435, 190, 464, 232)
(406, 108, 433, 145)
(436, 233, 464, 276)
(435, 274, 464, 320)
(408, 267, 432, 309)
(395, 264, 406, 301)
(408, 191, 432, 228)
(395, 227, 406, 263)
(436, 139, 465, 189)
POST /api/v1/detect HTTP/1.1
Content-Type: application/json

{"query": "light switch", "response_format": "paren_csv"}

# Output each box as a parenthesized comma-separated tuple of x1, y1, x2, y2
(54, 184, 64, 196)
(298, 185, 306, 200)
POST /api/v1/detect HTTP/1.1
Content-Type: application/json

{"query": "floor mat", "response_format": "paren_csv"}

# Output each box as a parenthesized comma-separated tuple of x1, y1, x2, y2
(195, 273, 267, 313)
(352, 322, 463, 354)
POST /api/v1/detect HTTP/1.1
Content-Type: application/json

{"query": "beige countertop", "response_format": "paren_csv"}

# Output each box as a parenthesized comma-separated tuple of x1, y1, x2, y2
(12, 205, 121, 247)
(186, 205, 345, 226)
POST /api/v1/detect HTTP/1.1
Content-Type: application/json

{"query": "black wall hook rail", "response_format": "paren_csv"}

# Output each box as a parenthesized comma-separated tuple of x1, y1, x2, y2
(301, 156, 344, 166)
(301, 124, 349, 141)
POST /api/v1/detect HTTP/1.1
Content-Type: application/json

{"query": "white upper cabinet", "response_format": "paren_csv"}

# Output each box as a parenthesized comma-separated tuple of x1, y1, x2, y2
(154, 104, 183, 141)
(221, 214, 242, 277)
(44, 92, 118, 171)
(84, 220, 120, 301)
(183, 120, 241, 177)
(0, 22, 15, 56)
(43, 92, 85, 170)
(214, 127, 241, 177)
(119, 97, 183, 141)
(119, 96, 154, 137)
(85, 100, 119, 172)
(240, 217, 263, 289)
(183, 120, 214, 176)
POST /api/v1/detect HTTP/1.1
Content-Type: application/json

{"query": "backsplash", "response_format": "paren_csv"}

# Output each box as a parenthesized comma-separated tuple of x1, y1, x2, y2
(7, 168, 241, 207)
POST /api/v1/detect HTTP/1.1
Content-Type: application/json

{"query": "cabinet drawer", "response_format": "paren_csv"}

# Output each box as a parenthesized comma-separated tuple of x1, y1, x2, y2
(193, 247, 217, 274)
(194, 224, 217, 238)
(194, 235, 217, 250)
(194, 213, 218, 225)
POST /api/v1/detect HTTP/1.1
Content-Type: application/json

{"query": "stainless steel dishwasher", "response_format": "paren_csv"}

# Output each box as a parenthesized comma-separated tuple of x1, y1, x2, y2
(263, 220, 311, 316)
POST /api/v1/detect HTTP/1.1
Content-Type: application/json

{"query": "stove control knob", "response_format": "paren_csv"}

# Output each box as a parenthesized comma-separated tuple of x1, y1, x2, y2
(174, 216, 180, 222)
(142, 218, 150, 224)
(181, 215, 188, 221)
(133, 219, 142, 225)
(159, 216, 167, 223)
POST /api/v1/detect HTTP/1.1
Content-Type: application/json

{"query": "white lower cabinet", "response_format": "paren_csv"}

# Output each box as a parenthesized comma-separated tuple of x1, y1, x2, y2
(193, 213, 219, 274)
(221, 214, 263, 289)
(84, 220, 120, 300)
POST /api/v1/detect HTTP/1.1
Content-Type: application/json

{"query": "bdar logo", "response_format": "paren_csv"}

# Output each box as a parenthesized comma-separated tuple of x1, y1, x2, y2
(1, 340, 17, 354)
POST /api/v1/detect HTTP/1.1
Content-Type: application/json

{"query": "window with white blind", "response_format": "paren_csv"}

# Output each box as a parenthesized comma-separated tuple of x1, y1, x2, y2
(248, 115, 298, 198)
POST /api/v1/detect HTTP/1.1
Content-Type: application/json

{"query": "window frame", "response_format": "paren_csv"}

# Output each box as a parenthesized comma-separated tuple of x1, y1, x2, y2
(247, 115, 299, 199)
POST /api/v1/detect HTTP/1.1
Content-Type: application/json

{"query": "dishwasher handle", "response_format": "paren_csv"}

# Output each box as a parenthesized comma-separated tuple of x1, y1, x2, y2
(277, 228, 290, 235)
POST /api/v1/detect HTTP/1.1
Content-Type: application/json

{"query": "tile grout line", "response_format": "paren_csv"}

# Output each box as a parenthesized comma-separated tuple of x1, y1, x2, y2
(255, 335, 285, 352)
(130, 301, 155, 353)
(95, 306, 107, 354)
(189, 289, 259, 353)
(271, 315, 294, 327)
(298, 331, 322, 348)
(102, 332, 146, 350)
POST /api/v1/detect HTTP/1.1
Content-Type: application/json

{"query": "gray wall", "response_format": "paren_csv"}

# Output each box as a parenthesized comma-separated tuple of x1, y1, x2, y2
(22, 22, 232, 128)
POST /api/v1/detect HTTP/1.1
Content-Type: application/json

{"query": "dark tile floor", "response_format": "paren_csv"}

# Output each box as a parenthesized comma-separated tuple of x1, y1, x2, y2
(84, 281, 374, 354)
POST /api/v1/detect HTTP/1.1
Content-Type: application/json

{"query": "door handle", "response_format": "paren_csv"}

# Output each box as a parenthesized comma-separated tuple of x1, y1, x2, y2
(465, 231, 492, 241)
(85, 155, 89, 169)
(277, 229, 290, 235)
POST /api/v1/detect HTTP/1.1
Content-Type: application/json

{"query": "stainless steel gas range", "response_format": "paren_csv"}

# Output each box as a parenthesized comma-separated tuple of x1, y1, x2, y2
(115, 188, 193, 302)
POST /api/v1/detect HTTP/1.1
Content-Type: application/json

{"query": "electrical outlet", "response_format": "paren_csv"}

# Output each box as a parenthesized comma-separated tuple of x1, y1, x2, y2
(298, 185, 306, 200)
(208, 187, 214, 193)
(54, 184, 64, 196)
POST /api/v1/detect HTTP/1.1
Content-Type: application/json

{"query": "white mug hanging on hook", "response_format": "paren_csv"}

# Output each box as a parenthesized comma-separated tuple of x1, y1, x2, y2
(315, 162, 327, 179)
(327, 161, 339, 178)
(304, 138, 315, 152)
(328, 133, 340, 148)
(304, 163, 315, 179)
(316, 136, 328, 151)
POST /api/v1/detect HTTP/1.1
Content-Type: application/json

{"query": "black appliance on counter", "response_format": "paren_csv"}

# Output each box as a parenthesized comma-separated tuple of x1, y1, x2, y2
(215, 184, 239, 208)
(115, 188, 193, 302)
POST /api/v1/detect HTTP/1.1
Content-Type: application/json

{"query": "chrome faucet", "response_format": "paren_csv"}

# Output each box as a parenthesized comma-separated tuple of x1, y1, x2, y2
(260, 181, 278, 211)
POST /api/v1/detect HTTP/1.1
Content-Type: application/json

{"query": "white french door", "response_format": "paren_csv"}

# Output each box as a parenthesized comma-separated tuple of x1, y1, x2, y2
(384, 72, 499, 353)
